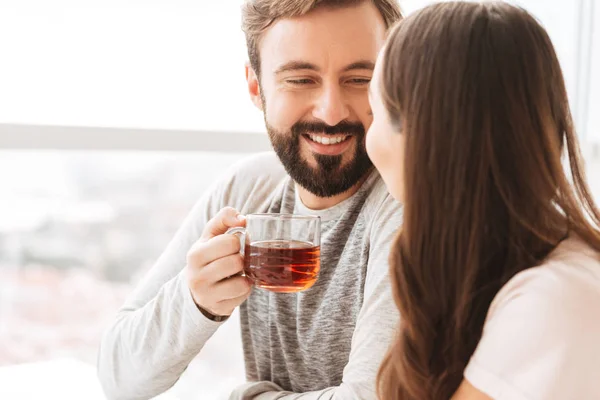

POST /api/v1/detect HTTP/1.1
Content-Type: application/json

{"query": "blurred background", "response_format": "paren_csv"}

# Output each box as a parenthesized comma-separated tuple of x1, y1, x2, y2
(0, 0, 598, 399)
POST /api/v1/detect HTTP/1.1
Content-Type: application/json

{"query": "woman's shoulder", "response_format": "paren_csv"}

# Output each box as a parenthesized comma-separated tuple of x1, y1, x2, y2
(465, 236, 600, 400)
(489, 235, 600, 318)
(479, 235, 600, 352)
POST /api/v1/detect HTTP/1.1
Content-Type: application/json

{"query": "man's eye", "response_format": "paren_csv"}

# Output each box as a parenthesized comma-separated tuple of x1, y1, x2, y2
(286, 78, 315, 85)
(347, 78, 371, 85)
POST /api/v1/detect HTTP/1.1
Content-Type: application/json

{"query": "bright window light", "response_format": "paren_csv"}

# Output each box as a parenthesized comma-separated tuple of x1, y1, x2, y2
(0, 0, 265, 132)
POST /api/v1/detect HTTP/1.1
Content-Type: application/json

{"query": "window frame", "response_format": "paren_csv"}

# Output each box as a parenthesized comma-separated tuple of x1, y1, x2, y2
(0, 123, 270, 153)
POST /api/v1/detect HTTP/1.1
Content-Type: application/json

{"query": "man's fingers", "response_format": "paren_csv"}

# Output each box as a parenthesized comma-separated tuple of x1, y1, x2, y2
(185, 207, 250, 316)
(200, 207, 246, 241)
(216, 290, 252, 313)
(187, 234, 241, 268)
(191, 253, 245, 284)
(211, 275, 252, 301)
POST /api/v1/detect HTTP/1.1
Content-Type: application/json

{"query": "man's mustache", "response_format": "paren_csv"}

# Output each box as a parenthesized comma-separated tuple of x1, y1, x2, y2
(291, 121, 365, 138)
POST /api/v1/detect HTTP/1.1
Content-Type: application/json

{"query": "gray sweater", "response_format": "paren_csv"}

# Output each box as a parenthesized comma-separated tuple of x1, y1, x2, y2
(97, 152, 403, 400)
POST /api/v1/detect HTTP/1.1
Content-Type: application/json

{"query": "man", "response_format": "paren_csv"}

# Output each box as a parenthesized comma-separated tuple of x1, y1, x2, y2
(97, 1, 403, 399)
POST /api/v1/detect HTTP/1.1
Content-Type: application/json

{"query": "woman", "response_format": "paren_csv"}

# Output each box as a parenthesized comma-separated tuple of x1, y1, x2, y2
(366, 2, 600, 399)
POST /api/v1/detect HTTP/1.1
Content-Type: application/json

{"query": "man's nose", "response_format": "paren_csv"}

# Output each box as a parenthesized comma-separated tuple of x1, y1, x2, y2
(312, 83, 350, 126)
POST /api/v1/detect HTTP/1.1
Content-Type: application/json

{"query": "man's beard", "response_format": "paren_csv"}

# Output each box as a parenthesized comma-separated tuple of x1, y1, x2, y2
(266, 119, 373, 198)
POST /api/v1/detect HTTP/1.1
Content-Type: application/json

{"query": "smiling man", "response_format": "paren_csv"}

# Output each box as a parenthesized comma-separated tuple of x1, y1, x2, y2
(98, 1, 403, 399)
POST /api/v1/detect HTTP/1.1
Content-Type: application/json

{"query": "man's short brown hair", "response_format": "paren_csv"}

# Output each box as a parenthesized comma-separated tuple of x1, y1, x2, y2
(241, 0, 403, 76)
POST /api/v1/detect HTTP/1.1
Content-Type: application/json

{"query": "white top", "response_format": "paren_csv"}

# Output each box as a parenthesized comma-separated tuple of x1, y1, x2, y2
(465, 236, 600, 399)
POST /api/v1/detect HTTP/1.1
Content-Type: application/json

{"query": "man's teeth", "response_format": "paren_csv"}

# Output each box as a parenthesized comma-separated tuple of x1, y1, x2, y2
(308, 135, 349, 145)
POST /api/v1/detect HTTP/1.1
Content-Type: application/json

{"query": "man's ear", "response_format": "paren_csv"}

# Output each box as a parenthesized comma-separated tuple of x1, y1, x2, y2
(245, 62, 263, 111)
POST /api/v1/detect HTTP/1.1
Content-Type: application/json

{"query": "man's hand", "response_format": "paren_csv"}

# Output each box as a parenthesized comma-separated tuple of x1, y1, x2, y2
(185, 207, 251, 317)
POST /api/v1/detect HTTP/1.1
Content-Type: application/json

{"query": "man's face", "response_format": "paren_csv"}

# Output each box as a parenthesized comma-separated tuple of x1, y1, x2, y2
(247, 2, 388, 198)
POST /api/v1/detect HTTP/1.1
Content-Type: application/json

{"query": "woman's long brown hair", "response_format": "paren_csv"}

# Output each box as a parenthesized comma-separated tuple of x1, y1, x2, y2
(377, 2, 600, 399)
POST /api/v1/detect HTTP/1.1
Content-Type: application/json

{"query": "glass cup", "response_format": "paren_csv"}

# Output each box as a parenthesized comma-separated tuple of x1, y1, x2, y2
(228, 213, 321, 293)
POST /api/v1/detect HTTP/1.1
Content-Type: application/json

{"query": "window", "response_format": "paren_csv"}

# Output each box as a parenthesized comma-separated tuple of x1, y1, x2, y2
(0, 1, 598, 399)
(0, 151, 248, 399)
(0, 0, 264, 132)
(0, 2, 260, 398)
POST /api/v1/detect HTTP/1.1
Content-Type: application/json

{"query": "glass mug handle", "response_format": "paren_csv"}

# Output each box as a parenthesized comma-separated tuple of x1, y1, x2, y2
(226, 227, 246, 277)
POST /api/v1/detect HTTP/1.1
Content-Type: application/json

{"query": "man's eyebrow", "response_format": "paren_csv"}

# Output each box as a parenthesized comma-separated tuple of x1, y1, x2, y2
(274, 60, 375, 74)
(274, 61, 320, 74)
(342, 60, 375, 72)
